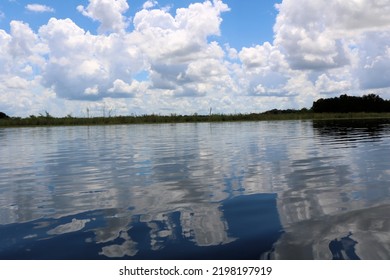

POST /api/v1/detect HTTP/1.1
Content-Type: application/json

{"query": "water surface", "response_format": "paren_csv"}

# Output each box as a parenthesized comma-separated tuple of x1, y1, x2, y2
(0, 120, 389, 259)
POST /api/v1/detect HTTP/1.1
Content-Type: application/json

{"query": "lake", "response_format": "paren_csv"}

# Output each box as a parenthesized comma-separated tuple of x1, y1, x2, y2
(0, 119, 389, 259)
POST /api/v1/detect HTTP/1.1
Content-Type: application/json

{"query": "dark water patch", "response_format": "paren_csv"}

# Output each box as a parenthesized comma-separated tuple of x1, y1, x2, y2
(0, 210, 104, 259)
(313, 118, 390, 149)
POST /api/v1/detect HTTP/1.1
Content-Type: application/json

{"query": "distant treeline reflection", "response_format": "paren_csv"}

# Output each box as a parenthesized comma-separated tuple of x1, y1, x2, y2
(313, 118, 390, 145)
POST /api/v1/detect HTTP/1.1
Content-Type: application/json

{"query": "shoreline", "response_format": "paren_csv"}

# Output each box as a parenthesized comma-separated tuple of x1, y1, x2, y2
(1, 112, 390, 128)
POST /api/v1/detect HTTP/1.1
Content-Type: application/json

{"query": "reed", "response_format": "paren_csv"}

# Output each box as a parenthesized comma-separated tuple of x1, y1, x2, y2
(1, 112, 390, 127)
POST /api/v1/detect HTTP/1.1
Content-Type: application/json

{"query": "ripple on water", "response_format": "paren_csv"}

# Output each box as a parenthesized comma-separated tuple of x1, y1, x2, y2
(0, 120, 389, 259)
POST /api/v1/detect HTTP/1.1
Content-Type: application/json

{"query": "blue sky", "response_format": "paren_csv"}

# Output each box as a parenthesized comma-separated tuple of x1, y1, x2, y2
(0, 0, 278, 48)
(220, 0, 279, 48)
(1, 0, 390, 117)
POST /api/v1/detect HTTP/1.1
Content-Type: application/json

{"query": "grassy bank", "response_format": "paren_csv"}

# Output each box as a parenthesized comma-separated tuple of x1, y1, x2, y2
(1, 112, 390, 127)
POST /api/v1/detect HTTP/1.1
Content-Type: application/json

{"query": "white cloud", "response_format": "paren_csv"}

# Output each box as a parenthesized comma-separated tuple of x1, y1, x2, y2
(9, 21, 38, 57)
(26, 4, 55, 13)
(274, 0, 390, 72)
(38, 17, 145, 101)
(0, 20, 46, 81)
(274, 0, 350, 70)
(84, 85, 99, 95)
(3, 0, 390, 117)
(39, 18, 100, 100)
(108, 79, 148, 96)
(315, 73, 351, 94)
(143, 1, 158, 10)
(3, 76, 30, 90)
(239, 0, 390, 102)
(224, 44, 238, 60)
(328, 0, 390, 32)
(356, 31, 390, 90)
(77, 0, 129, 34)
(0, 75, 58, 117)
(239, 42, 287, 71)
(237, 42, 290, 97)
(132, 0, 231, 98)
(0, 30, 12, 74)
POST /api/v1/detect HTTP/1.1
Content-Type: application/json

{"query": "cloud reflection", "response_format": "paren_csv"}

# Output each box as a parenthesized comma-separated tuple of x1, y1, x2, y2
(47, 218, 90, 235)
(0, 120, 389, 259)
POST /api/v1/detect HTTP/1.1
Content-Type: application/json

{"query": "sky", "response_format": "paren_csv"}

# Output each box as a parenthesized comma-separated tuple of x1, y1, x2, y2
(1, 0, 390, 117)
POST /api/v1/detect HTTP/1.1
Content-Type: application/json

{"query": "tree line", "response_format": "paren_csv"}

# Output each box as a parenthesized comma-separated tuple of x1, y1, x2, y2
(0, 112, 10, 119)
(311, 94, 390, 113)
(1, 94, 390, 125)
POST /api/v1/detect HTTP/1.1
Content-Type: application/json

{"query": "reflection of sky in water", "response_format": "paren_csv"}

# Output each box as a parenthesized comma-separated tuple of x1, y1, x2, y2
(0, 120, 389, 259)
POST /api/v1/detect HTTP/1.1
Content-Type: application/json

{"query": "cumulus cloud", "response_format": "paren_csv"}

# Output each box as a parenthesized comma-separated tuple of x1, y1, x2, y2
(26, 4, 55, 13)
(2, 0, 390, 117)
(108, 79, 148, 96)
(240, 0, 390, 102)
(133, 0, 231, 97)
(77, 0, 130, 34)
(0, 29, 12, 74)
(356, 31, 390, 90)
(0, 20, 46, 82)
(274, 0, 350, 70)
(9, 21, 39, 58)
(32, 0, 231, 103)
(231, 0, 385, 103)
(143, 1, 158, 10)
(274, 0, 390, 73)
(315, 73, 352, 94)
(328, 0, 390, 32)
(38, 18, 145, 100)
(237, 42, 290, 97)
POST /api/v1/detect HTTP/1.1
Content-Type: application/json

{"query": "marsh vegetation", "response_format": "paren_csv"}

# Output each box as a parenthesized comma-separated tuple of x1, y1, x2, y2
(1, 94, 390, 127)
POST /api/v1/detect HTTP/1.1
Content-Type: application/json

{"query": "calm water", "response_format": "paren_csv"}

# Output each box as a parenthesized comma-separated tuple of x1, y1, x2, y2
(0, 120, 389, 259)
